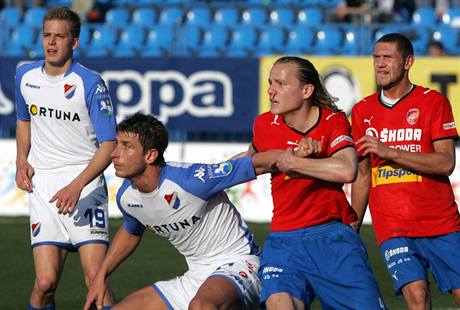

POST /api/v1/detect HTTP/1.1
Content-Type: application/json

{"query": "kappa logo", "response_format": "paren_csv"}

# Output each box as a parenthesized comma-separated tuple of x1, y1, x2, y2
(164, 192, 180, 209)
(25, 82, 40, 89)
(64, 83, 76, 99)
(95, 83, 107, 94)
(32, 222, 41, 237)
(127, 203, 143, 208)
(194, 166, 206, 183)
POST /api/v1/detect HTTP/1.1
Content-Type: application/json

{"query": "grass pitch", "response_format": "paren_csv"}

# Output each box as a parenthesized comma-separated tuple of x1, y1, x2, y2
(0, 217, 456, 309)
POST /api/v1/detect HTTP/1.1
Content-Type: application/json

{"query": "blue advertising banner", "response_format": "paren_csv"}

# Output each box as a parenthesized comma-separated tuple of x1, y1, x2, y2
(0, 57, 259, 135)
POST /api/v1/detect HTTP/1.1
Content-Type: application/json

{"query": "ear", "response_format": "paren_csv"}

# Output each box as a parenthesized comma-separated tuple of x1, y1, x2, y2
(303, 84, 315, 100)
(72, 37, 80, 50)
(404, 55, 414, 71)
(145, 149, 159, 165)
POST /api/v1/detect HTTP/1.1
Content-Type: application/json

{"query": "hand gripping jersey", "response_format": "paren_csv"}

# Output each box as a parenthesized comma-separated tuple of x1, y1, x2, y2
(252, 108, 357, 232)
(352, 86, 460, 244)
(117, 156, 261, 267)
(15, 60, 116, 170)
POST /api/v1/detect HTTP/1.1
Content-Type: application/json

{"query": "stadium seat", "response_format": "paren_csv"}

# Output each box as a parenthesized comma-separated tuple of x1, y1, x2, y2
(132, 8, 157, 28)
(159, 7, 184, 25)
(227, 25, 257, 56)
(269, 8, 295, 26)
(10, 24, 36, 50)
(285, 25, 314, 54)
(105, 8, 130, 29)
(214, 8, 239, 26)
(185, 7, 211, 26)
(90, 26, 117, 50)
(442, 8, 460, 27)
(145, 25, 174, 52)
(241, 8, 267, 27)
(254, 26, 284, 55)
(24, 7, 46, 28)
(177, 25, 202, 56)
(78, 25, 91, 49)
(412, 7, 437, 26)
(341, 27, 359, 55)
(314, 26, 343, 55)
(201, 25, 229, 51)
(118, 25, 145, 50)
(0, 6, 22, 29)
(432, 26, 460, 54)
(297, 8, 323, 25)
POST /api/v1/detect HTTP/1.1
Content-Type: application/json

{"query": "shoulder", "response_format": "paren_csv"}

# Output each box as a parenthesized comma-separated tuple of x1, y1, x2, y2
(16, 60, 43, 80)
(117, 179, 133, 202)
(352, 92, 379, 114)
(70, 62, 104, 88)
(413, 85, 446, 101)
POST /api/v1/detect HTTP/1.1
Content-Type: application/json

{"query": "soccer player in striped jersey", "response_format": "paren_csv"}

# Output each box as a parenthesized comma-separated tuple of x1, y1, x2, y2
(15, 7, 115, 310)
(244, 56, 386, 309)
(352, 33, 460, 308)
(84, 113, 280, 310)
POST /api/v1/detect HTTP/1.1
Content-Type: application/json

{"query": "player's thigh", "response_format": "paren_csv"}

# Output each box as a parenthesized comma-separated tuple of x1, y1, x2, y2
(192, 276, 241, 309)
(79, 243, 108, 281)
(113, 286, 168, 310)
(32, 245, 68, 282)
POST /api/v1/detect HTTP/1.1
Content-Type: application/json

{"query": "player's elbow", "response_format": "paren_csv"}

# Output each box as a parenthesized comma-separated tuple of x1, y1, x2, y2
(341, 168, 357, 183)
(442, 161, 455, 176)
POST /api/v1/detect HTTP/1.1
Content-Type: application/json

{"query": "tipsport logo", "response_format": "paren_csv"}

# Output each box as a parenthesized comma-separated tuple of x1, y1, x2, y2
(101, 70, 233, 124)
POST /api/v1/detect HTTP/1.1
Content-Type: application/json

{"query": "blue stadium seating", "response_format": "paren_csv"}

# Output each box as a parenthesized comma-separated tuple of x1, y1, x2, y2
(159, 7, 184, 25)
(87, 26, 116, 56)
(132, 8, 157, 28)
(10, 24, 36, 50)
(214, 8, 239, 26)
(432, 26, 460, 54)
(142, 25, 173, 56)
(201, 25, 229, 54)
(118, 25, 145, 50)
(241, 8, 267, 27)
(226, 25, 257, 57)
(269, 8, 295, 26)
(412, 7, 437, 26)
(254, 26, 285, 56)
(297, 7, 323, 25)
(105, 8, 130, 29)
(314, 26, 343, 55)
(0, 7, 22, 29)
(24, 7, 46, 28)
(442, 8, 460, 27)
(178, 25, 202, 56)
(185, 7, 211, 26)
(78, 25, 91, 50)
(285, 25, 315, 54)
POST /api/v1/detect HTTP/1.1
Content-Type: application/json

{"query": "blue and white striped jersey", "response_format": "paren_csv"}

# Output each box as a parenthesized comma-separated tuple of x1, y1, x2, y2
(15, 60, 116, 170)
(117, 156, 261, 267)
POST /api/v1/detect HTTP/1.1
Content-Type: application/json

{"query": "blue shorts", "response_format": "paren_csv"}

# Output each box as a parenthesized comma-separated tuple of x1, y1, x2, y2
(259, 221, 386, 309)
(380, 232, 460, 296)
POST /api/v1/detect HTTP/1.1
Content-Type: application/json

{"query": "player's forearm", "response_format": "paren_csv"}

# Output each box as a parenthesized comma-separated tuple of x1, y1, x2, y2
(15, 120, 31, 163)
(286, 148, 357, 183)
(351, 171, 370, 226)
(73, 141, 116, 189)
(102, 226, 142, 278)
(389, 147, 455, 176)
(252, 150, 282, 175)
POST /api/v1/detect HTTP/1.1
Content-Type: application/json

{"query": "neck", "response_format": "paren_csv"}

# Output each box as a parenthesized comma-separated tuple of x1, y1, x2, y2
(131, 165, 161, 193)
(44, 58, 73, 76)
(284, 104, 319, 133)
(382, 80, 413, 100)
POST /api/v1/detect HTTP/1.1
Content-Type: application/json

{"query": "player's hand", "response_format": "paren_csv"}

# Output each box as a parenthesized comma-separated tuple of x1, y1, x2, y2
(294, 137, 322, 158)
(84, 275, 108, 310)
(275, 148, 297, 173)
(356, 135, 397, 160)
(15, 160, 34, 192)
(49, 181, 83, 215)
(348, 220, 361, 233)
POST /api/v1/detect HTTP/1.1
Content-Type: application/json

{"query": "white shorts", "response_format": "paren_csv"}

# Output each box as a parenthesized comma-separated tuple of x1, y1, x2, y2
(153, 255, 260, 310)
(29, 165, 109, 250)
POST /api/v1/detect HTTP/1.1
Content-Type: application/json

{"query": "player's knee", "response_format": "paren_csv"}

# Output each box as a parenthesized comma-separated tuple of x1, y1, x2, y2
(84, 270, 99, 287)
(34, 276, 58, 295)
(404, 286, 429, 305)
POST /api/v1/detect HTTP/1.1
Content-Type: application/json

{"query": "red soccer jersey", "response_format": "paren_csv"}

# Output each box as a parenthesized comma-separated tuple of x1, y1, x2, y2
(352, 85, 460, 245)
(253, 107, 358, 232)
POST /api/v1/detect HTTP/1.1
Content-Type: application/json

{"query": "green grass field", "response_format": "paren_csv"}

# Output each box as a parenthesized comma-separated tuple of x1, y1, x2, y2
(0, 217, 457, 309)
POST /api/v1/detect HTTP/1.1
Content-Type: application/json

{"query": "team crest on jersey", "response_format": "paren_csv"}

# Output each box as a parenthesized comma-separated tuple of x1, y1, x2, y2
(406, 108, 419, 125)
(99, 98, 113, 116)
(64, 83, 76, 99)
(32, 222, 41, 237)
(208, 162, 233, 178)
(164, 192, 180, 209)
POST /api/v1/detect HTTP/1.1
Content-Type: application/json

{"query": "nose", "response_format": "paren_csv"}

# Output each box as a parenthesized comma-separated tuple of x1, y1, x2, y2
(111, 147, 119, 159)
(267, 85, 276, 98)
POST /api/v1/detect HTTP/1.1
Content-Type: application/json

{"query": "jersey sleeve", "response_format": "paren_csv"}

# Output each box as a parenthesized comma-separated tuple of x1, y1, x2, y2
(169, 156, 257, 201)
(85, 77, 117, 143)
(351, 103, 366, 157)
(116, 180, 145, 236)
(430, 95, 458, 141)
(326, 112, 355, 156)
(15, 67, 30, 121)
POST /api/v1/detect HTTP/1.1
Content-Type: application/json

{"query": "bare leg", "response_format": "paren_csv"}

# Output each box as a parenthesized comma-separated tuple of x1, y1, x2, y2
(401, 280, 431, 310)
